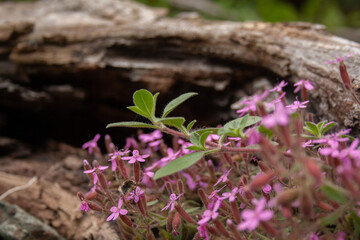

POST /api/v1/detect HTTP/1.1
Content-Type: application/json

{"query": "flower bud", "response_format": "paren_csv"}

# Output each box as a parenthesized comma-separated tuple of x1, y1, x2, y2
(175, 203, 195, 223)
(134, 161, 140, 183)
(300, 189, 313, 219)
(207, 160, 216, 183)
(177, 179, 184, 195)
(165, 181, 173, 195)
(87, 201, 103, 212)
(166, 210, 175, 232)
(317, 201, 334, 212)
(258, 161, 270, 172)
(97, 172, 109, 191)
(305, 158, 323, 183)
(207, 225, 220, 236)
(248, 172, 275, 191)
(231, 201, 241, 224)
(77, 192, 85, 201)
(226, 220, 244, 240)
(260, 221, 277, 236)
(104, 134, 113, 153)
(84, 191, 97, 200)
(197, 188, 209, 208)
(213, 219, 230, 237)
(120, 215, 134, 227)
(340, 61, 351, 90)
(172, 212, 181, 233)
(277, 188, 299, 206)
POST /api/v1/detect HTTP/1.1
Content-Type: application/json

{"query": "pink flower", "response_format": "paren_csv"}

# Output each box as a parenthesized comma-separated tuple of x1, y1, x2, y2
(124, 137, 138, 149)
(160, 148, 181, 165)
(178, 139, 194, 155)
(197, 223, 209, 240)
(325, 52, 355, 64)
(214, 168, 232, 186)
(82, 134, 100, 154)
(220, 187, 238, 202)
(238, 198, 273, 231)
(247, 129, 260, 145)
(139, 130, 162, 149)
(294, 80, 314, 93)
(126, 186, 144, 203)
(198, 199, 221, 225)
(108, 149, 130, 171)
(79, 200, 89, 212)
(142, 170, 154, 186)
(161, 193, 183, 212)
(236, 91, 269, 116)
(286, 99, 309, 110)
(262, 103, 292, 128)
(182, 172, 207, 190)
(106, 198, 128, 221)
(269, 80, 288, 92)
(208, 185, 226, 200)
(339, 138, 360, 162)
(302, 140, 313, 148)
(262, 184, 272, 194)
(84, 164, 109, 185)
(309, 232, 320, 240)
(122, 150, 149, 164)
(318, 139, 340, 158)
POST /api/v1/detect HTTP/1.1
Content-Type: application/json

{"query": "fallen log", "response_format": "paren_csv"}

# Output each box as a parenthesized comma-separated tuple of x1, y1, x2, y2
(0, 0, 359, 143)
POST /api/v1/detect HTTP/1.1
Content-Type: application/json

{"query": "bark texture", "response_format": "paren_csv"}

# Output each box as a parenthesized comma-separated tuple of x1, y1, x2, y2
(1, 0, 360, 140)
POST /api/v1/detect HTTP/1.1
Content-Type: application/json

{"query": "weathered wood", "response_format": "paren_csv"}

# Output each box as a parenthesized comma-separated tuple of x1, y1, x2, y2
(0, 0, 360, 131)
(0, 171, 119, 239)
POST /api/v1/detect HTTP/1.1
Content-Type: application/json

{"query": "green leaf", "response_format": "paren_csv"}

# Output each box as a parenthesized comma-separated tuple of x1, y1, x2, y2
(320, 209, 342, 226)
(185, 207, 200, 214)
(160, 117, 185, 129)
(186, 120, 196, 132)
(219, 114, 261, 137)
(186, 145, 205, 151)
(304, 122, 319, 136)
(152, 92, 159, 117)
(190, 132, 201, 146)
(241, 114, 262, 128)
(258, 125, 273, 139)
(133, 89, 155, 119)
(162, 92, 198, 118)
(321, 122, 337, 135)
(199, 131, 212, 148)
(147, 200, 158, 207)
(127, 106, 149, 119)
(321, 183, 347, 204)
(350, 210, 360, 238)
(153, 151, 205, 180)
(106, 121, 159, 129)
(193, 128, 219, 135)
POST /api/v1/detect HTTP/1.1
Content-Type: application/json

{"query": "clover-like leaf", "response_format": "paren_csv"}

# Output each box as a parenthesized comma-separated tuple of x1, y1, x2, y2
(162, 92, 198, 118)
(153, 151, 206, 179)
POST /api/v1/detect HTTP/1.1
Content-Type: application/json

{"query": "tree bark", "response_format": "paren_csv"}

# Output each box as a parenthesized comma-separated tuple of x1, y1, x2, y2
(0, 0, 360, 133)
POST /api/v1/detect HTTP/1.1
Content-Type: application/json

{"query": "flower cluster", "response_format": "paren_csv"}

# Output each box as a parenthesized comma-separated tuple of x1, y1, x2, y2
(78, 55, 360, 239)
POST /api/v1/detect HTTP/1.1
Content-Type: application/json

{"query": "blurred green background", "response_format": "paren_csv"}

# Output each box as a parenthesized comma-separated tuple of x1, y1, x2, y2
(136, 0, 360, 41)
